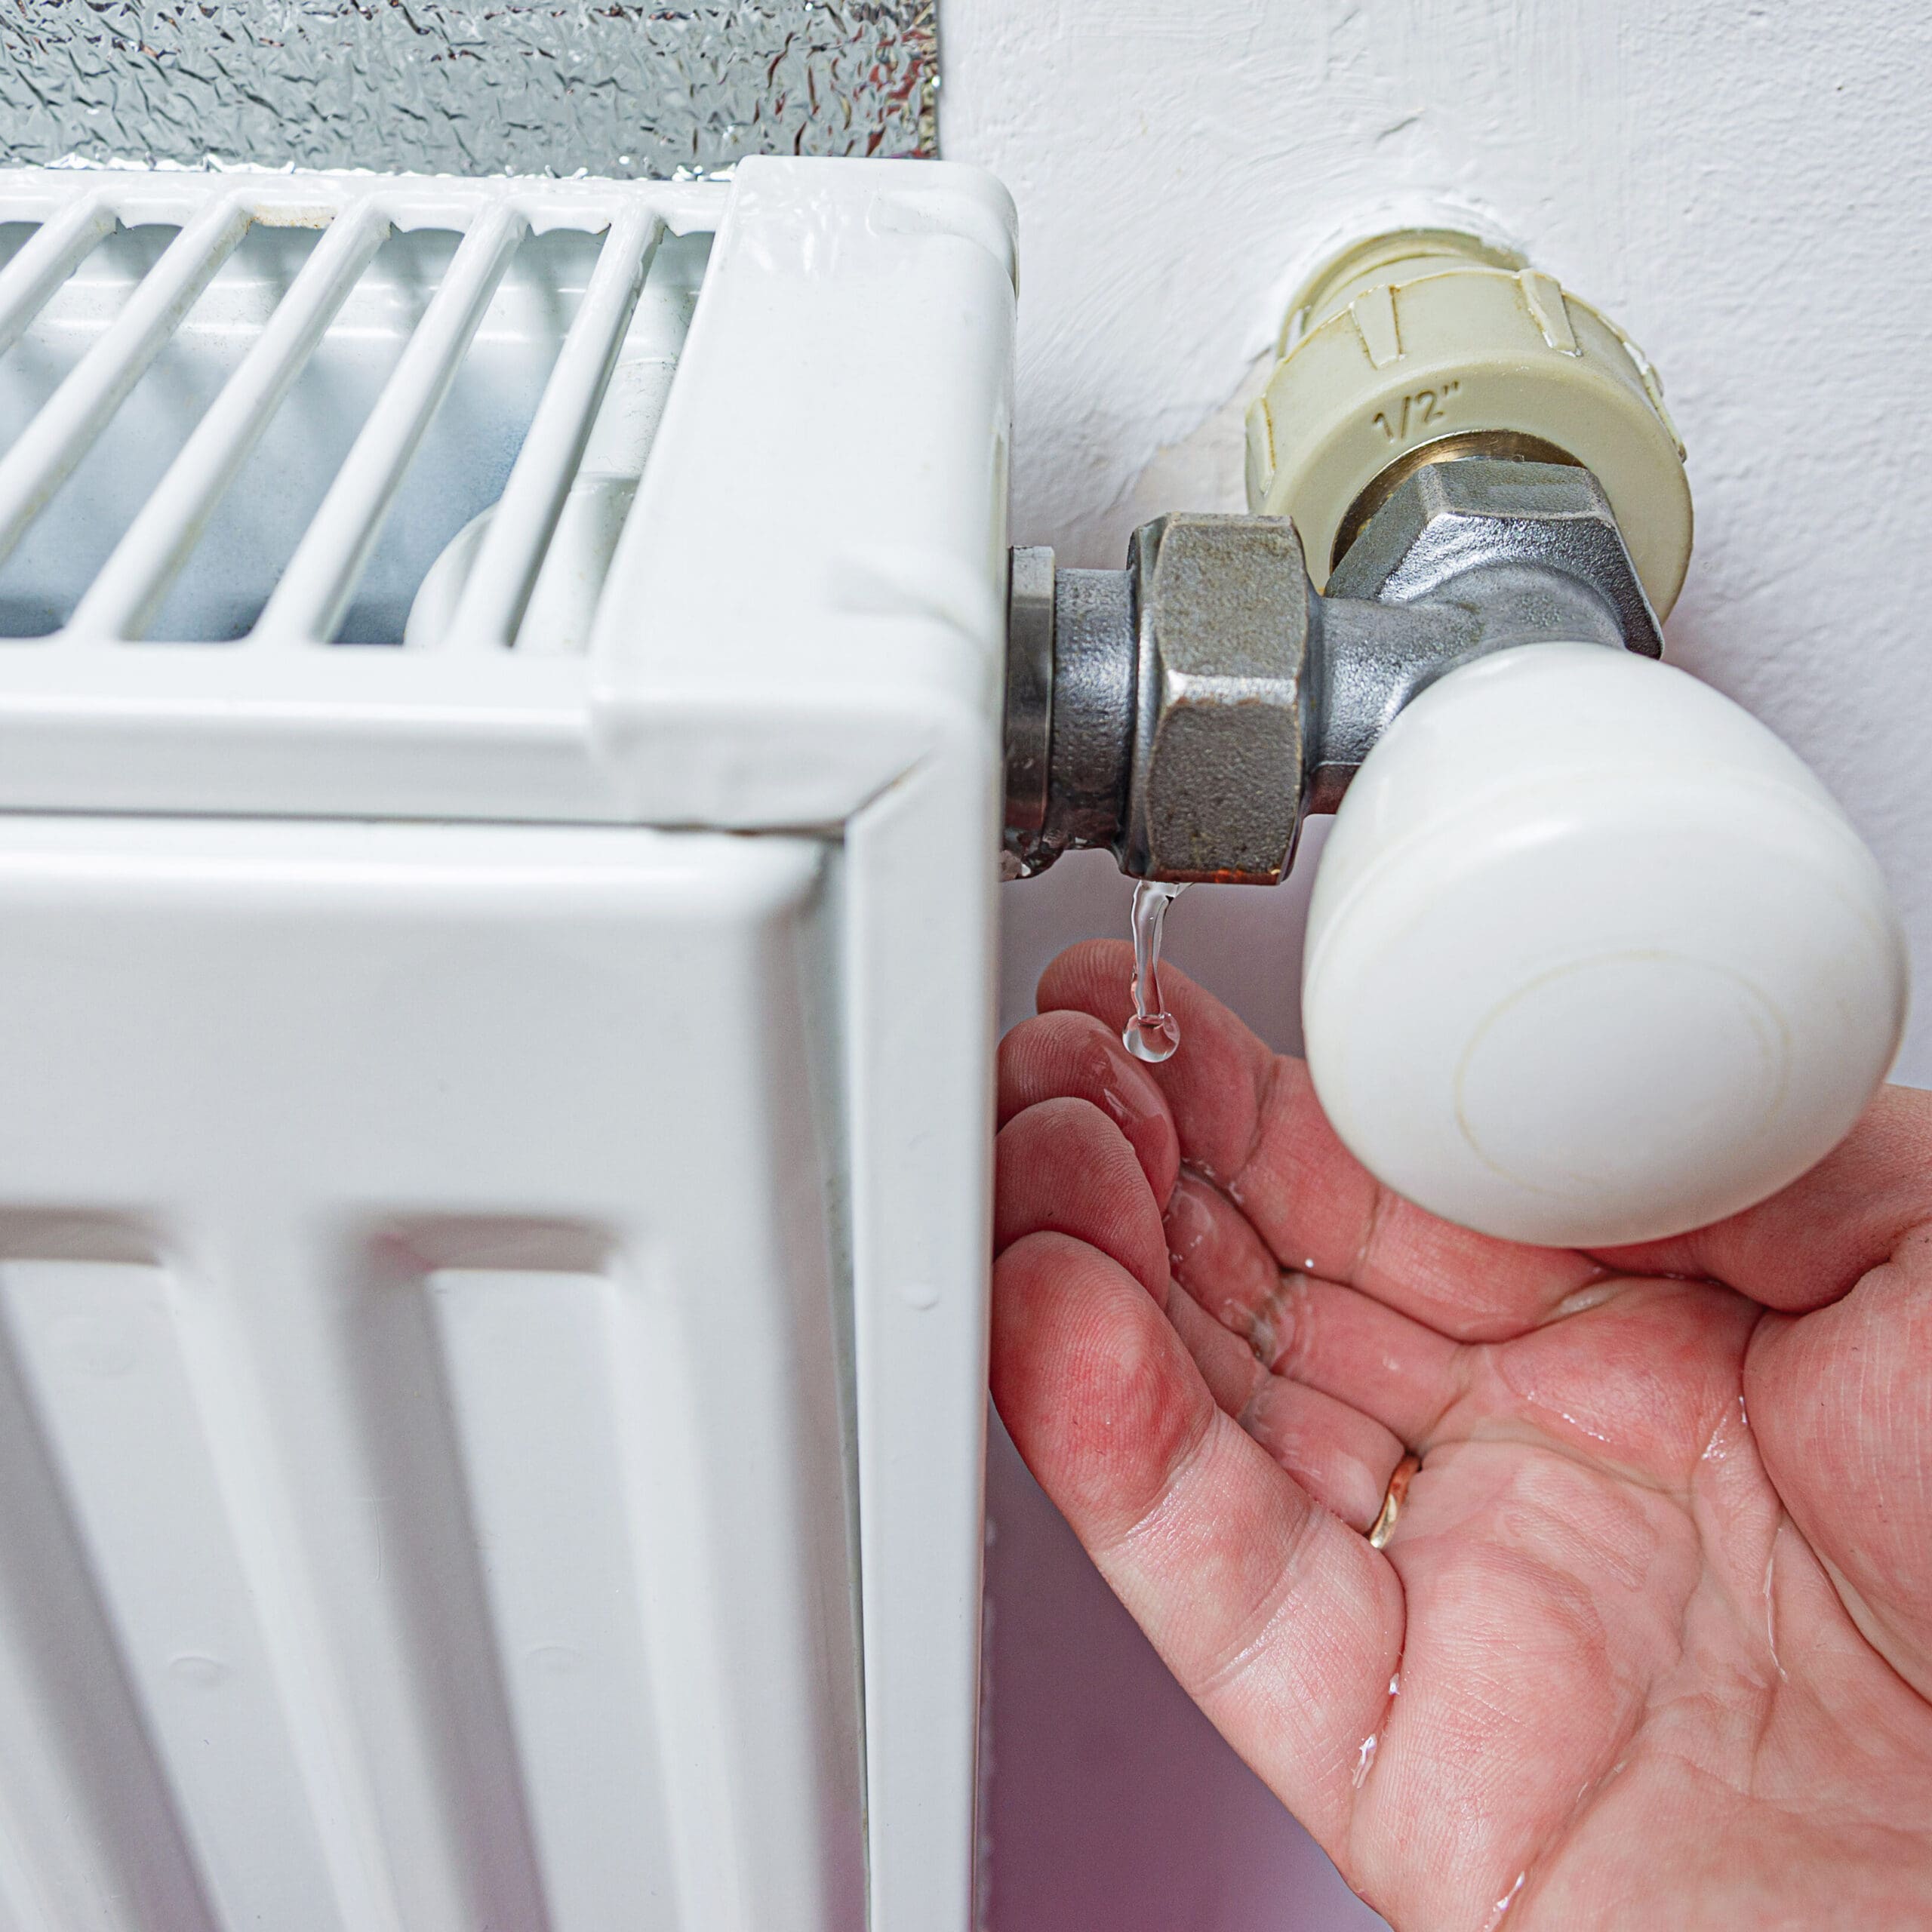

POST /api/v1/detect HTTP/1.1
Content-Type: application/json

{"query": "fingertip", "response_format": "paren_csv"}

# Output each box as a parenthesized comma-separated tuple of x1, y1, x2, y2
(995, 1095, 1171, 1300)
(1034, 940, 1278, 1186)
(1036, 937, 1138, 1025)
(998, 1007, 1181, 1207)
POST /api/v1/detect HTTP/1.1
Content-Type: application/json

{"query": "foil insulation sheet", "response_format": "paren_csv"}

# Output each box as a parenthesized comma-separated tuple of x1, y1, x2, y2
(0, 2, 937, 178)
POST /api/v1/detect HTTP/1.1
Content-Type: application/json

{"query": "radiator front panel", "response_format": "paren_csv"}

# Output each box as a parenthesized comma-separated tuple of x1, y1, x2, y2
(0, 815, 862, 1932)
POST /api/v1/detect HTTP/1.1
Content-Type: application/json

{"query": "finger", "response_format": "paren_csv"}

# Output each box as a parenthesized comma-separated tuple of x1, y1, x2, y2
(1169, 1163, 1756, 1488)
(992, 1228, 1404, 1857)
(1037, 939, 1274, 1186)
(1746, 1234, 1932, 1700)
(1237, 1374, 1406, 1534)
(1595, 1084, 1932, 1313)
(1040, 940, 1601, 1340)
(1163, 1170, 1468, 1446)
(995, 1097, 1169, 1302)
(1163, 1286, 1405, 1531)
(1160, 1269, 1265, 1412)
(998, 1008, 1180, 1208)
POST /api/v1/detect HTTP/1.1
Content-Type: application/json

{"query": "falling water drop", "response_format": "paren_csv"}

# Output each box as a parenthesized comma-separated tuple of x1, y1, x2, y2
(1123, 880, 1188, 1063)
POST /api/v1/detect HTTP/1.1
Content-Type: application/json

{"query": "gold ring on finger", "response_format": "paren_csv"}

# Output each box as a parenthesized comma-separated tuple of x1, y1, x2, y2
(1369, 1453, 1421, 1551)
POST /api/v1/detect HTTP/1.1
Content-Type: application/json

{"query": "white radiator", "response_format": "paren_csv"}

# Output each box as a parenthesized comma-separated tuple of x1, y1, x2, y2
(0, 157, 1013, 1932)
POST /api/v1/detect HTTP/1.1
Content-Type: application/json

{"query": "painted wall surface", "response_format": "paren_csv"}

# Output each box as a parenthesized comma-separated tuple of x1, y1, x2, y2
(944, 3, 1932, 1925)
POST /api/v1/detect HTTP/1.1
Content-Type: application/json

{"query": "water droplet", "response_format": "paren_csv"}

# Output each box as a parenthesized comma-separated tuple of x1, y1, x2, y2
(1484, 1872, 1526, 1929)
(1123, 1011, 1181, 1063)
(1123, 880, 1187, 1063)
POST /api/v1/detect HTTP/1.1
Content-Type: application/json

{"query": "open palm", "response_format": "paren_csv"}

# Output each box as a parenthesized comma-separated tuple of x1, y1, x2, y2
(992, 940, 1932, 1930)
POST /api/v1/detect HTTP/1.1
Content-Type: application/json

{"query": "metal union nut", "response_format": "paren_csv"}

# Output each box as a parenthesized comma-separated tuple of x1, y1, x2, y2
(1327, 457, 1663, 659)
(1120, 512, 1315, 884)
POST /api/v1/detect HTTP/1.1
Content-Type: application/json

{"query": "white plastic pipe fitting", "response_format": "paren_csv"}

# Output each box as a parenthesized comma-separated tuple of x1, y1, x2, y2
(1248, 227, 1692, 613)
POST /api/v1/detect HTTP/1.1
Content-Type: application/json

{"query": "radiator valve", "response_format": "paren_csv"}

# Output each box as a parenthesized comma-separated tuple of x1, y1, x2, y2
(1001, 229, 1907, 1254)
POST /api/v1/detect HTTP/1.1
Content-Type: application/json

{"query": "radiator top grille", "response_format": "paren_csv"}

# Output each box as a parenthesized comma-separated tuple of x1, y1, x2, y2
(0, 171, 719, 655)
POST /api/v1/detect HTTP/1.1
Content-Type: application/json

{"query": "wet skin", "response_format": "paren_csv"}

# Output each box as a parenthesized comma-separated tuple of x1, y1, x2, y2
(993, 940, 1932, 1931)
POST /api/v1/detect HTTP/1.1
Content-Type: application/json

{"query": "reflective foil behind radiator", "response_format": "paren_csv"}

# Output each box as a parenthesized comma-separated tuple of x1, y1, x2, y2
(0, 2, 937, 178)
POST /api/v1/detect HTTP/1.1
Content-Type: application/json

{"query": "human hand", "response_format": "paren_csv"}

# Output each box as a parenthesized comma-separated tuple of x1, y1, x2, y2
(993, 940, 1932, 1930)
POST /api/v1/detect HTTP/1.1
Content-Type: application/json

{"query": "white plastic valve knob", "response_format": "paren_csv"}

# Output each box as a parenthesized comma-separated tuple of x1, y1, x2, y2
(1301, 642, 1909, 1249)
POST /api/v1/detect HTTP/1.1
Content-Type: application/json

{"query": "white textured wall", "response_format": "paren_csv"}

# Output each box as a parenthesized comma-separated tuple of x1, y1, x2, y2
(944, 4, 1932, 1926)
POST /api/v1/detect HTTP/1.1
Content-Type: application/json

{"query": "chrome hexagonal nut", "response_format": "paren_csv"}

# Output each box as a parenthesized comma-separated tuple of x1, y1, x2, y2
(1119, 512, 1316, 884)
(1327, 457, 1663, 659)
